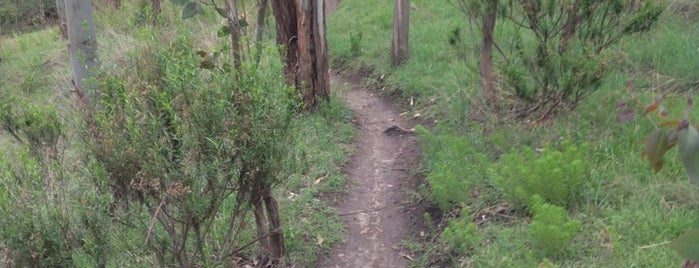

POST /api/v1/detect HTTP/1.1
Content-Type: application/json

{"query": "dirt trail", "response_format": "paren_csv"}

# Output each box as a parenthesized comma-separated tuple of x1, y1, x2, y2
(317, 76, 421, 268)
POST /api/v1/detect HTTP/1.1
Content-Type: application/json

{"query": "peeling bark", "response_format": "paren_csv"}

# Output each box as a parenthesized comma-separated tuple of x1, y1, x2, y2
(271, 0, 329, 111)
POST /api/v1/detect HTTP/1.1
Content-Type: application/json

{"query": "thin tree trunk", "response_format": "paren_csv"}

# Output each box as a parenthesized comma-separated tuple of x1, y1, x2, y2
(65, 0, 99, 103)
(480, 0, 498, 107)
(295, 0, 330, 109)
(254, 0, 269, 65)
(271, 0, 329, 110)
(263, 186, 284, 261)
(39, 0, 47, 25)
(225, 0, 243, 71)
(56, 0, 68, 39)
(150, 0, 161, 24)
(252, 184, 270, 256)
(391, 0, 409, 66)
(270, 0, 299, 87)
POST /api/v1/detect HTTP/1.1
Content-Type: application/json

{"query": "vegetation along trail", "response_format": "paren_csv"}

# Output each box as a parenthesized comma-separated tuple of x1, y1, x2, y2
(318, 75, 421, 268)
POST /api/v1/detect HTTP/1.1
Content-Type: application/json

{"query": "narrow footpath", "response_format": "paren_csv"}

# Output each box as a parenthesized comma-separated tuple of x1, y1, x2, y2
(317, 76, 421, 268)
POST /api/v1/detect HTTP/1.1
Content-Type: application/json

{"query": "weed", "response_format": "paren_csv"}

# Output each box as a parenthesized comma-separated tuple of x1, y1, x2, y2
(528, 195, 581, 258)
(441, 209, 481, 255)
(349, 30, 363, 57)
(492, 142, 591, 211)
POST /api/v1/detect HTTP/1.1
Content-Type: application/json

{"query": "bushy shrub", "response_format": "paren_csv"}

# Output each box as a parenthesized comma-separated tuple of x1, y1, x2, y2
(418, 126, 491, 211)
(491, 142, 590, 211)
(527, 195, 581, 257)
(0, 100, 113, 266)
(84, 36, 294, 266)
(441, 209, 481, 254)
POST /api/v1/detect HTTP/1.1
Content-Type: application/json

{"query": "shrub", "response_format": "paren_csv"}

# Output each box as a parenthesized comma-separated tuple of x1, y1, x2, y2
(84, 37, 294, 266)
(0, 100, 113, 266)
(452, 0, 664, 116)
(418, 126, 492, 211)
(441, 208, 481, 254)
(527, 195, 581, 257)
(491, 142, 590, 211)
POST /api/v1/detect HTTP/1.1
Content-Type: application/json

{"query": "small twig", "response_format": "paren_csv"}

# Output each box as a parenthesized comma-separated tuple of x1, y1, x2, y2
(398, 252, 414, 261)
(338, 207, 385, 216)
(638, 241, 671, 250)
(145, 198, 166, 245)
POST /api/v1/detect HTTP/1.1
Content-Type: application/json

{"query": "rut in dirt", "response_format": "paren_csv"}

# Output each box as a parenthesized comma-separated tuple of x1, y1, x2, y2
(317, 76, 421, 268)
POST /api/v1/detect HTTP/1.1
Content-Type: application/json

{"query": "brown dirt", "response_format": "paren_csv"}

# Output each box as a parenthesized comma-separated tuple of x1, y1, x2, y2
(316, 75, 422, 268)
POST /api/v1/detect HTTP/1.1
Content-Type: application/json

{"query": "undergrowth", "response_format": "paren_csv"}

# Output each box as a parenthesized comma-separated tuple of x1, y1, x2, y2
(0, 1, 354, 266)
(329, 0, 698, 266)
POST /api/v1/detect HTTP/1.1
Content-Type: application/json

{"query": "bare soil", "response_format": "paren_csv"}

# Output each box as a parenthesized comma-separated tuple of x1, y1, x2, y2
(316, 75, 422, 268)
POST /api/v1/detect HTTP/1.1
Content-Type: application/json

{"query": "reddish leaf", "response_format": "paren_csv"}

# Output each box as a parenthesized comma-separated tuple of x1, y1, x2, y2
(644, 102, 659, 115)
(663, 120, 681, 128)
(626, 80, 633, 89)
(616, 109, 635, 122)
(678, 120, 690, 131)
(615, 99, 627, 108)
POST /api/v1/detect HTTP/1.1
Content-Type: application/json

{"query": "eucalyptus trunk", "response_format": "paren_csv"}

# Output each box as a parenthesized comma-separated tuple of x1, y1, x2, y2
(391, 0, 409, 66)
(271, 0, 329, 111)
(56, 0, 67, 39)
(65, 0, 99, 103)
(480, 0, 498, 107)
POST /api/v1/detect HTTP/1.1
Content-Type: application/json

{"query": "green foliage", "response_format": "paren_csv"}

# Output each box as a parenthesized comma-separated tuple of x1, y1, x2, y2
(617, 91, 699, 262)
(527, 195, 581, 258)
(418, 126, 492, 211)
(452, 0, 663, 115)
(84, 35, 293, 265)
(0, 0, 57, 34)
(441, 209, 481, 254)
(349, 30, 363, 57)
(331, 0, 697, 266)
(492, 142, 590, 210)
(0, 99, 113, 266)
(616, 93, 699, 182)
(0, 95, 63, 156)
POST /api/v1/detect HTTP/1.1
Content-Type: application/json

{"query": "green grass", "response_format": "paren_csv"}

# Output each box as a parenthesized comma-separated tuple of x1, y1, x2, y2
(328, 0, 699, 267)
(0, 2, 355, 266)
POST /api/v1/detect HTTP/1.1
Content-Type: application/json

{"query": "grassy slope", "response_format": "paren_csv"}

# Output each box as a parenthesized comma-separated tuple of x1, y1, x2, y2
(328, 0, 699, 267)
(0, 2, 353, 266)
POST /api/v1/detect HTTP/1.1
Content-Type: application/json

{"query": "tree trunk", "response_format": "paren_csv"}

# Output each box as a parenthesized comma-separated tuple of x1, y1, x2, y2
(271, 0, 299, 86)
(252, 186, 270, 257)
(56, 0, 68, 39)
(480, 0, 498, 107)
(225, 0, 243, 71)
(391, 0, 409, 66)
(263, 186, 284, 261)
(111, 0, 121, 9)
(65, 0, 99, 103)
(294, 0, 330, 110)
(150, 0, 161, 24)
(254, 0, 269, 65)
(271, 0, 330, 111)
(39, 0, 47, 25)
